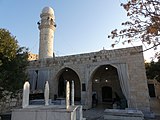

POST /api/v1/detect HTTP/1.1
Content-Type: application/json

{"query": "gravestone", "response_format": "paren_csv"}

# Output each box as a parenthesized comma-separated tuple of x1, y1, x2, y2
(71, 81, 74, 106)
(44, 81, 49, 106)
(66, 81, 70, 109)
(22, 81, 30, 108)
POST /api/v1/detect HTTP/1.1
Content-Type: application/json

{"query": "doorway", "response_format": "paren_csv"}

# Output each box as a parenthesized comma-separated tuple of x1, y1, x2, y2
(102, 86, 112, 102)
(91, 64, 126, 108)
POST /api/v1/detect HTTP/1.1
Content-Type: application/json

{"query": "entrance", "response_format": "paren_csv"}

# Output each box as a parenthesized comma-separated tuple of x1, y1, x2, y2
(91, 65, 126, 108)
(102, 86, 112, 102)
(58, 68, 81, 101)
(148, 84, 156, 97)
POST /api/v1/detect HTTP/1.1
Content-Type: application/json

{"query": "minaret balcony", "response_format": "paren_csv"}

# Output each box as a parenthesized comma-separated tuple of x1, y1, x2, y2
(38, 24, 56, 30)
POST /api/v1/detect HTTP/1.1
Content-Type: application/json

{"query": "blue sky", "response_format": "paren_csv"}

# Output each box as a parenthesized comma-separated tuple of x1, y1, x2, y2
(0, 0, 154, 61)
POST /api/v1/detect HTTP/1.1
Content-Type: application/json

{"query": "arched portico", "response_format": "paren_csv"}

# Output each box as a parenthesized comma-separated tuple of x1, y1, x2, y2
(56, 67, 81, 102)
(88, 64, 127, 109)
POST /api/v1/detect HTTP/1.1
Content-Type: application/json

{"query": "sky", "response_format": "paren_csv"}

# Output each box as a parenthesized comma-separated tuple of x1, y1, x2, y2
(0, 0, 155, 61)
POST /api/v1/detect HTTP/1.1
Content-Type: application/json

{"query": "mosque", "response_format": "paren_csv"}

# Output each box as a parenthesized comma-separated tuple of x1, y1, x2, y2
(27, 6, 151, 113)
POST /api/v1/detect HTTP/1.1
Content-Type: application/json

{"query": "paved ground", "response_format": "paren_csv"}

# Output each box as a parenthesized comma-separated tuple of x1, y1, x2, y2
(83, 103, 110, 120)
(83, 107, 104, 120)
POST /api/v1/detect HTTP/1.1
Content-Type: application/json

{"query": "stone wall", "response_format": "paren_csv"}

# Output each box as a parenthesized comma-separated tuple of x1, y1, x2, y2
(0, 90, 22, 113)
(28, 53, 38, 61)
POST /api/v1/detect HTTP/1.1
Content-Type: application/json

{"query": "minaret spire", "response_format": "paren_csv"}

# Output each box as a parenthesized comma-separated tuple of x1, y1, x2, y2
(38, 7, 56, 59)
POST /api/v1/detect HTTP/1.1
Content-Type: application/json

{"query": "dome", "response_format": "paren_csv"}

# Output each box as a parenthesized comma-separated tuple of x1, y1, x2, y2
(42, 7, 54, 15)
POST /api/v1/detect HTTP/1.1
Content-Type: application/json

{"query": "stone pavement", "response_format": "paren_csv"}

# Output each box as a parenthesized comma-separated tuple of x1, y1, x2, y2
(83, 107, 104, 120)
(83, 103, 110, 120)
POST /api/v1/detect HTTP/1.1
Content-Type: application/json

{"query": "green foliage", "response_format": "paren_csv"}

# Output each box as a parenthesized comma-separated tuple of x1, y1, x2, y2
(145, 60, 160, 82)
(0, 29, 18, 61)
(108, 0, 160, 58)
(0, 28, 29, 97)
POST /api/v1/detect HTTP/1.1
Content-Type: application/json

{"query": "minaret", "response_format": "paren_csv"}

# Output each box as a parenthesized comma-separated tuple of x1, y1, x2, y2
(38, 7, 56, 59)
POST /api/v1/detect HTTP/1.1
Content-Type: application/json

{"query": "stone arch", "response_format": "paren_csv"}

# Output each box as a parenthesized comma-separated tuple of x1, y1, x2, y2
(88, 64, 127, 109)
(56, 67, 81, 102)
(55, 66, 81, 81)
(90, 63, 118, 76)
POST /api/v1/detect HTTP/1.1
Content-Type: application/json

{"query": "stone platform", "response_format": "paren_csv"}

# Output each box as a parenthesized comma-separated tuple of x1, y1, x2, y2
(11, 105, 84, 120)
(104, 109, 144, 120)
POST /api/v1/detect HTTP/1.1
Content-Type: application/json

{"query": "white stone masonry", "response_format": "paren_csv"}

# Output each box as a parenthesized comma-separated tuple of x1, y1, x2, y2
(22, 81, 30, 108)
(38, 7, 56, 59)
(72, 81, 75, 106)
(66, 81, 70, 109)
(44, 81, 49, 105)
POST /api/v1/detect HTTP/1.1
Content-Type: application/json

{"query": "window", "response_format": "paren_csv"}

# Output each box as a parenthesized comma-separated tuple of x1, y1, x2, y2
(148, 84, 156, 97)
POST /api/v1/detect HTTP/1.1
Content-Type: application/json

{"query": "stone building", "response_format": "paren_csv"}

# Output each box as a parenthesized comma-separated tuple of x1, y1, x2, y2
(27, 6, 150, 113)
(28, 53, 38, 61)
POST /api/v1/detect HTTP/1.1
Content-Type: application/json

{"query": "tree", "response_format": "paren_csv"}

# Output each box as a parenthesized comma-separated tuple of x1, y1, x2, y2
(108, 0, 160, 58)
(0, 28, 29, 97)
(145, 60, 160, 82)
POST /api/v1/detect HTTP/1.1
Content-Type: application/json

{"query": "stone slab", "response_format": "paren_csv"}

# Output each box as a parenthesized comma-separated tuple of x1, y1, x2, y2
(104, 109, 144, 120)
(11, 105, 84, 120)
(104, 115, 144, 120)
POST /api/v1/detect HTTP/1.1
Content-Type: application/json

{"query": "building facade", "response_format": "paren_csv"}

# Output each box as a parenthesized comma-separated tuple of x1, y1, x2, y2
(27, 7, 150, 112)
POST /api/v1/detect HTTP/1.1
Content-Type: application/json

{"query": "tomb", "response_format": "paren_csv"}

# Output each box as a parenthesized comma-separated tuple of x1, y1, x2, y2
(11, 81, 85, 120)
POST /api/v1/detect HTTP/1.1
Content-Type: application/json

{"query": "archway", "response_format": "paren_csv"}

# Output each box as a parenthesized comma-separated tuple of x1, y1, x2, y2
(91, 64, 127, 109)
(57, 67, 81, 102)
